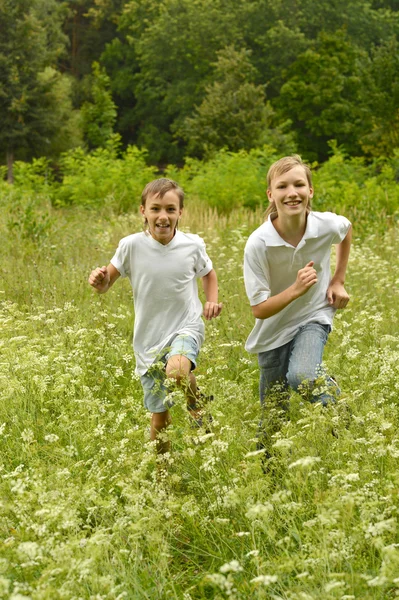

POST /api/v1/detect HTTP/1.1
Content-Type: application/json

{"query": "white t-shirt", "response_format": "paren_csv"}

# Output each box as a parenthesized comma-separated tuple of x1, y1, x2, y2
(244, 211, 351, 354)
(111, 230, 213, 375)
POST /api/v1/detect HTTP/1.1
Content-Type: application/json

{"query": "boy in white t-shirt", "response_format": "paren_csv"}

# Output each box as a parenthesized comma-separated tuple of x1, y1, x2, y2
(244, 155, 352, 408)
(89, 178, 222, 454)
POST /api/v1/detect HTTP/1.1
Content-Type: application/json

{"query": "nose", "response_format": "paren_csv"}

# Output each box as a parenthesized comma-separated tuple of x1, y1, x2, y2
(287, 185, 298, 198)
(158, 209, 168, 220)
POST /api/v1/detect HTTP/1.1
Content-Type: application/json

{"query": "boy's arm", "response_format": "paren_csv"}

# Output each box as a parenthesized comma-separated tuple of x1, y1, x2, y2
(327, 225, 352, 309)
(201, 269, 223, 320)
(251, 261, 317, 319)
(88, 263, 120, 294)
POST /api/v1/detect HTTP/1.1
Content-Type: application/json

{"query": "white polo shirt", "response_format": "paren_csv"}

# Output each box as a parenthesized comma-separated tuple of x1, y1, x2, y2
(111, 230, 213, 375)
(244, 211, 351, 354)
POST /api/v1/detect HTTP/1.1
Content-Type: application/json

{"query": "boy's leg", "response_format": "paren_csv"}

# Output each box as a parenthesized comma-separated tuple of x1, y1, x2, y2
(151, 410, 172, 454)
(258, 343, 290, 405)
(257, 344, 290, 460)
(140, 368, 173, 455)
(165, 354, 202, 421)
(286, 322, 338, 405)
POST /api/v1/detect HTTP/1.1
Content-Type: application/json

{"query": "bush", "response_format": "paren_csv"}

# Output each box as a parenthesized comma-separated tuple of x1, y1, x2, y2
(54, 138, 156, 212)
(166, 146, 279, 212)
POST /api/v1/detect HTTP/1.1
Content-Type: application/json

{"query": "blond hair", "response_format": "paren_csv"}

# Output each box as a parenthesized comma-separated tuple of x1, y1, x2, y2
(141, 178, 184, 208)
(265, 155, 313, 219)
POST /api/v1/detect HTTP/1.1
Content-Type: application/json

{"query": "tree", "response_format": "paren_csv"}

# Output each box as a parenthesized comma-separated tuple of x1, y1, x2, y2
(277, 31, 369, 160)
(81, 62, 117, 149)
(0, 0, 68, 181)
(359, 37, 399, 157)
(179, 46, 292, 158)
(102, 0, 244, 163)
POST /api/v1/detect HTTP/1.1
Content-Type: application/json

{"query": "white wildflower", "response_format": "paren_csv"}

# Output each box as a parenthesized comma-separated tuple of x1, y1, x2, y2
(219, 560, 243, 573)
(246, 503, 273, 519)
(250, 575, 278, 585)
(244, 449, 266, 458)
(288, 456, 321, 469)
(44, 434, 59, 443)
(21, 429, 35, 444)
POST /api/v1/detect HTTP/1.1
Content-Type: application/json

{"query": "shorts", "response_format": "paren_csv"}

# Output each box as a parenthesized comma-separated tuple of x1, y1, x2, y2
(140, 334, 199, 413)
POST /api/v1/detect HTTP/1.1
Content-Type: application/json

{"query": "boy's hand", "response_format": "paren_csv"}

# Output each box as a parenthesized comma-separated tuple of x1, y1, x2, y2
(88, 266, 110, 293)
(293, 261, 317, 297)
(203, 302, 223, 320)
(327, 282, 350, 309)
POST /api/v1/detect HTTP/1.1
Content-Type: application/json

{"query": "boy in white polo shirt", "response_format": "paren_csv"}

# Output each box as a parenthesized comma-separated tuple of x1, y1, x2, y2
(89, 178, 222, 455)
(244, 155, 352, 408)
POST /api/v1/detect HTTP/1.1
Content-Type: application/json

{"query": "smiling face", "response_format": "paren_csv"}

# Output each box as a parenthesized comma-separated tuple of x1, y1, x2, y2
(267, 165, 314, 220)
(140, 190, 182, 245)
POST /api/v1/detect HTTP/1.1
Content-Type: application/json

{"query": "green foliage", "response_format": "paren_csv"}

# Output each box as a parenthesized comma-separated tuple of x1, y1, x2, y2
(102, 0, 244, 163)
(359, 36, 399, 157)
(0, 0, 68, 169)
(167, 146, 279, 212)
(179, 46, 293, 159)
(313, 144, 399, 235)
(277, 30, 368, 160)
(81, 62, 117, 149)
(55, 139, 156, 212)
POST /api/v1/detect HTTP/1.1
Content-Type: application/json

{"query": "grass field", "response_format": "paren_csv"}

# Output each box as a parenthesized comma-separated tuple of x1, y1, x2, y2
(1, 193, 399, 599)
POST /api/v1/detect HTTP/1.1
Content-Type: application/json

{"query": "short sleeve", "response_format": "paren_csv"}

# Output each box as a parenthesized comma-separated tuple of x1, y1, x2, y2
(194, 237, 213, 278)
(244, 239, 271, 307)
(110, 237, 131, 278)
(331, 215, 351, 245)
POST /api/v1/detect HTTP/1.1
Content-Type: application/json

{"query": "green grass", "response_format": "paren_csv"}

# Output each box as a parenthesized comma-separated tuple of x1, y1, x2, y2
(1, 191, 399, 599)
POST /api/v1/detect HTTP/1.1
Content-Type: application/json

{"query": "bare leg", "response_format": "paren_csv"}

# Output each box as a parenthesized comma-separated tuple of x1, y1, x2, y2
(151, 410, 171, 454)
(166, 355, 202, 421)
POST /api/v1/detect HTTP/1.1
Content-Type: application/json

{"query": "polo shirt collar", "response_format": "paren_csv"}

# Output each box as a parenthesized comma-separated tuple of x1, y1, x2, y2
(264, 212, 319, 247)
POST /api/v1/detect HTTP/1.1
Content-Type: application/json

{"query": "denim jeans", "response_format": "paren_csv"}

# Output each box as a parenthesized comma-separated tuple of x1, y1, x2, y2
(258, 322, 339, 407)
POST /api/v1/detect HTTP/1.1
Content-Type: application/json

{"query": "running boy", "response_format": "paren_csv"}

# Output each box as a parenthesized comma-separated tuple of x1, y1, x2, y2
(244, 155, 352, 406)
(89, 178, 222, 454)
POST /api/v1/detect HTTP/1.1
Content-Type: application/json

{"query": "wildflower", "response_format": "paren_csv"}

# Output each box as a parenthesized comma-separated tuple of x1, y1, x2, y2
(44, 434, 59, 443)
(250, 575, 278, 585)
(244, 449, 266, 458)
(246, 503, 273, 519)
(21, 429, 35, 444)
(288, 456, 321, 469)
(220, 560, 243, 573)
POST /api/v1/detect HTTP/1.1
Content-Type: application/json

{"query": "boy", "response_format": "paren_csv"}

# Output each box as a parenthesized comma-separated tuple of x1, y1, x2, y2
(244, 155, 352, 407)
(89, 178, 222, 454)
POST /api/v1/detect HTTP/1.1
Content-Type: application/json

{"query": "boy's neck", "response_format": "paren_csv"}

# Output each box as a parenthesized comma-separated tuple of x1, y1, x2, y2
(272, 213, 307, 247)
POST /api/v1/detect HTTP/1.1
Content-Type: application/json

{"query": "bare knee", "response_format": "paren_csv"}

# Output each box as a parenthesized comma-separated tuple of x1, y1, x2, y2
(166, 355, 191, 386)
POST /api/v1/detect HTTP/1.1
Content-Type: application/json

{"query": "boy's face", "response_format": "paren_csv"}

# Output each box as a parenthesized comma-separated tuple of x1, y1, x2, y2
(140, 190, 182, 245)
(267, 165, 313, 218)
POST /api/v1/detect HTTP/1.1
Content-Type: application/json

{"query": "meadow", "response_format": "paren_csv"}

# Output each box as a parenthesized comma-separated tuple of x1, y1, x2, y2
(1, 168, 399, 599)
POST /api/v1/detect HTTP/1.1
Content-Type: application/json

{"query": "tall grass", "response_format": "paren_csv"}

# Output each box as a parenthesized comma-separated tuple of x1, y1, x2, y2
(1, 185, 399, 599)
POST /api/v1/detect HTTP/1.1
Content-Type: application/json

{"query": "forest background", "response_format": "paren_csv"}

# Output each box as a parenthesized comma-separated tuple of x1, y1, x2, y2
(1, 0, 399, 179)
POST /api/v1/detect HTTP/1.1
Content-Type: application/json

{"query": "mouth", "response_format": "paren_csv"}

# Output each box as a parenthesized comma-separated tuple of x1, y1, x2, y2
(284, 200, 301, 206)
(156, 223, 170, 230)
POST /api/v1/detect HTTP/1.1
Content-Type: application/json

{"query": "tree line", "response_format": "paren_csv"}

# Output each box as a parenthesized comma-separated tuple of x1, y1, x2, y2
(1, 0, 398, 180)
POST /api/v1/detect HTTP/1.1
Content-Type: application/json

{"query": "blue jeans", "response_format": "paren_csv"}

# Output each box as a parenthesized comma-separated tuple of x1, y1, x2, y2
(258, 322, 339, 407)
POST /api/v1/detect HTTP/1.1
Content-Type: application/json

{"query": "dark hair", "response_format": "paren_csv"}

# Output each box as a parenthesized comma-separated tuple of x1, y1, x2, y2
(141, 178, 184, 208)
